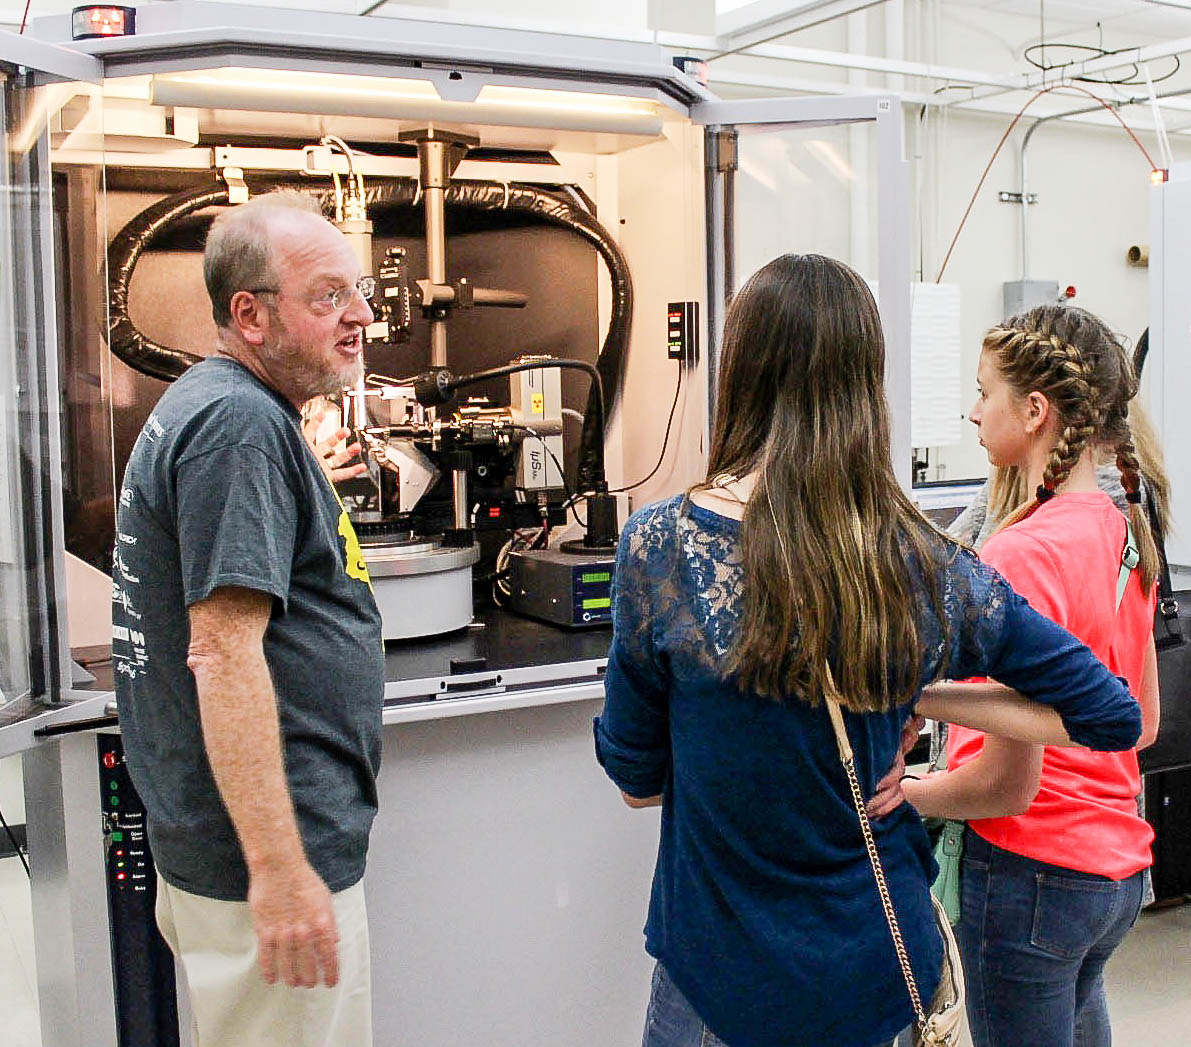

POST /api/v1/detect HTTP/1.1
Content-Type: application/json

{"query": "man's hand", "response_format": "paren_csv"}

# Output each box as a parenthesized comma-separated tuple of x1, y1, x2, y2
(248, 859, 340, 989)
(188, 587, 340, 990)
(305, 423, 367, 484)
(867, 714, 926, 819)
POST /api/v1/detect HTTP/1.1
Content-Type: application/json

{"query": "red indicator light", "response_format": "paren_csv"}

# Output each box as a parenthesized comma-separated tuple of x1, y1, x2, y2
(102, 751, 118, 769)
(1064, 286, 1077, 300)
(116, 873, 126, 881)
(488, 507, 501, 518)
(71, 5, 136, 40)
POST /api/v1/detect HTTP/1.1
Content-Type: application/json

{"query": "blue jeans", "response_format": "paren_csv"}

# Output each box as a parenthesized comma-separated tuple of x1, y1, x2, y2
(959, 828, 1145, 1047)
(641, 962, 910, 1047)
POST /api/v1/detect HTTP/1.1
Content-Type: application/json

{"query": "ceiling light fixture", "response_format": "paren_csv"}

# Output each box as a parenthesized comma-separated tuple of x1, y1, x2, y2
(148, 68, 665, 138)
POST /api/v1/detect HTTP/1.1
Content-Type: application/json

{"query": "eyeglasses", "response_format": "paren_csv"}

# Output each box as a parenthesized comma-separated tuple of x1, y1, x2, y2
(314, 277, 376, 311)
(246, 276, 376, 311)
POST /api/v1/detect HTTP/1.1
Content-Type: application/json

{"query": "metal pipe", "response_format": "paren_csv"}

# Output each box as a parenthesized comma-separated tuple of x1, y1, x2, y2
(451, 470, 469, 530)
(416, 281, 528, 308)
(723, 164, 736, 300)
(421, 138, 450, 368)
(704, 132, 727, 436)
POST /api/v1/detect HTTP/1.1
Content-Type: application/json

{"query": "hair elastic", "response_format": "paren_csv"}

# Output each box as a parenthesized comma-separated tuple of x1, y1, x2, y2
(1125, 490, 1143, 505)
(1036, 485, 1056, 503)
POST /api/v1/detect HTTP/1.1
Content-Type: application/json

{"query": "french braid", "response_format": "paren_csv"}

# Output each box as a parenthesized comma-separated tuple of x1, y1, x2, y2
(985, 323, 1099, 522)
(986, 305, 1160, 589)
(1115, 422, 1160, 590)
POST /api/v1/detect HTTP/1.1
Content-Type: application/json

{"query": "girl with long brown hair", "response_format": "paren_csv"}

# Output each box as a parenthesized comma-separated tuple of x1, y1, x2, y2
(904, 305, 1159, 1047)
(594, 256, 1143, 1047)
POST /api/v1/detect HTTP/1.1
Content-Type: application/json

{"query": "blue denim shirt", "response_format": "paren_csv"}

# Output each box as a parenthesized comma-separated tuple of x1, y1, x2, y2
(595, 496, 1141, 1047)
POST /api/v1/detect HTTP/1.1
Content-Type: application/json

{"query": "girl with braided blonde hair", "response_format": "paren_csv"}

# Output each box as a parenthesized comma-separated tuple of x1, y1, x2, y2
(962, 390, 1170, 555)
(904, 304, 1160, 1047)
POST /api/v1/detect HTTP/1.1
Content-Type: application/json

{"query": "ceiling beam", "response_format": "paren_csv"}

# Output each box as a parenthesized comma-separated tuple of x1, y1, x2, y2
(708, 66, 935, 105)
(659, 29, 1034, 88)
(713, 0, 889, 56)
(704, 61, 1191, 137)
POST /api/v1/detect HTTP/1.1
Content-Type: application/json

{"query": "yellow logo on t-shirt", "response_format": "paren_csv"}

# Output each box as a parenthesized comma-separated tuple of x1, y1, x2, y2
(337, 510, 373, 590)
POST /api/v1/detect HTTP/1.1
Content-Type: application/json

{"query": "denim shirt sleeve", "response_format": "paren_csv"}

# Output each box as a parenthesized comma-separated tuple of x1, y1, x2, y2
(941, 545, 1141, 752)
(594, 505, 672, 799)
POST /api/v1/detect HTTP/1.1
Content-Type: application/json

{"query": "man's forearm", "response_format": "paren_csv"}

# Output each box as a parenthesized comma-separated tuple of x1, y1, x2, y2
(189, 645, 306, 873)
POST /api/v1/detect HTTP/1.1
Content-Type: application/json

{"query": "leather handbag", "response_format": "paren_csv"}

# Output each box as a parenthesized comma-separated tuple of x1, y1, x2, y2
(825, 683, 966, 1047)
(930, 820, 964, 925)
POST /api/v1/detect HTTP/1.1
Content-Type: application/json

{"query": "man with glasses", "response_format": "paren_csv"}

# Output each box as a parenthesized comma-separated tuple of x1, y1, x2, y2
(111, 190, 382, 1047)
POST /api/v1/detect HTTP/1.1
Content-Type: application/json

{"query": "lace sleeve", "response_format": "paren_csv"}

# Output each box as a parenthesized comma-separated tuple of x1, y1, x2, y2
(593, 502, 675, 798)
(947, 481, 988, 547)
(938, 546, 1012, 680)
(940, 547, 1141, 751)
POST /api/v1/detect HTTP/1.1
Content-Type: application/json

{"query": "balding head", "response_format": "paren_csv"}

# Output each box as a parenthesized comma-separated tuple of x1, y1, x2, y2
(203, 190, 328, 329)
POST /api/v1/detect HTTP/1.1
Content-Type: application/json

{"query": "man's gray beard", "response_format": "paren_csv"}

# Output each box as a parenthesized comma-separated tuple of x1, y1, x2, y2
(297, 355, 364, 402)
(268, 344, 364, 405)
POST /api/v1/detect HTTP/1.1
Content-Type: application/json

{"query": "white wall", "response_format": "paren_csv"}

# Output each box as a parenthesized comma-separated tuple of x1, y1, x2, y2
(915, 109, 1191, 483)
(613, 121, 710, 512)
(893, 0, 1191, 482)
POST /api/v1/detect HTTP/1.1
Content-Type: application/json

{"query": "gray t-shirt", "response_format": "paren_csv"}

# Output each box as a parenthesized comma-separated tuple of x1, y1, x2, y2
(112, 356, 384, 901)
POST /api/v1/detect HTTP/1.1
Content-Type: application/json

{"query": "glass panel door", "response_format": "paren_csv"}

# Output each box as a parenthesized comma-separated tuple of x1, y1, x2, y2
(693, 95, 913, 486)
(0, 41, 101, 710)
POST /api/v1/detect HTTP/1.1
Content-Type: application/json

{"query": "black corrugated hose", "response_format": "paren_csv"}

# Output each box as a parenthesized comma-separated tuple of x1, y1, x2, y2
(105, 178, 633, 486)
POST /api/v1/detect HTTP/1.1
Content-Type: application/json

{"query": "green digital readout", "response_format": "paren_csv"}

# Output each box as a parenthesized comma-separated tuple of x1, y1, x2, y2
(581, 571, 611, 584)
(582, 597, 612, 610)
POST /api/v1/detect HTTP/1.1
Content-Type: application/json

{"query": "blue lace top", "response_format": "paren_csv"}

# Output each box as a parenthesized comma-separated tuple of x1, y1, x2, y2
(595, 496, 1141, 1047)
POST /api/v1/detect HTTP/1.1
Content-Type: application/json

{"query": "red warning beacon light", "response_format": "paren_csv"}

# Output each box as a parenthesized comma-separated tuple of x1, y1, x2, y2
(72, 5, 136, 40)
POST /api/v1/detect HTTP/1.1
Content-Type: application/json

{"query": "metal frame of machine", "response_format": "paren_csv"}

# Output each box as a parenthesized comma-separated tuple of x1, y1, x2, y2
(0, 7, 914, 1045)
(1148, 163, 1191, 571)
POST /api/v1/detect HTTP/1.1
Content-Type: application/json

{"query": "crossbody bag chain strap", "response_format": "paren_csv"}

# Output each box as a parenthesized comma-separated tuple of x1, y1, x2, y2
(823, 664, 928, 1032)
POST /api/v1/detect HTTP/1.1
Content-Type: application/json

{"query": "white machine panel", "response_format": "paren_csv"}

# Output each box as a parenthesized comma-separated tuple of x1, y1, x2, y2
(1149, 167, 1191, 567)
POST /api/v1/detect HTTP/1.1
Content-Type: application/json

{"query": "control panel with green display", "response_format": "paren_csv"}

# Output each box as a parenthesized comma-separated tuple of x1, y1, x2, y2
(573, 565, 614, 624)
(506, 548, 616, 627)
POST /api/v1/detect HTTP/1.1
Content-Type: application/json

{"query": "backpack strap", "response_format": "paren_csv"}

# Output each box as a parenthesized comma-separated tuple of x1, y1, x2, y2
(1116, 522, 1140, 614)
(1144, 491, 1184, 650)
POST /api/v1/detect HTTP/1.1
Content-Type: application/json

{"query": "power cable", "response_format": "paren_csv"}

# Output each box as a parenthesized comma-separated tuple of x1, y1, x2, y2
(1022, 42, 1180, 87)
(610, 369, 683, 495)
(18, 0, 32, 34)
(935, 83, 1157, 283)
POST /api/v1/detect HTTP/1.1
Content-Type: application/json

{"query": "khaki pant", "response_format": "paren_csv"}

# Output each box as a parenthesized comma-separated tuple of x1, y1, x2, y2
(155, 875, 372, 1047)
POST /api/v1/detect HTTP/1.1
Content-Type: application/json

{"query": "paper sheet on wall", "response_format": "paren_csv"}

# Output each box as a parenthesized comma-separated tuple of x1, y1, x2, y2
(909, 283, 962, 448)
(867, 281, 963, 448)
